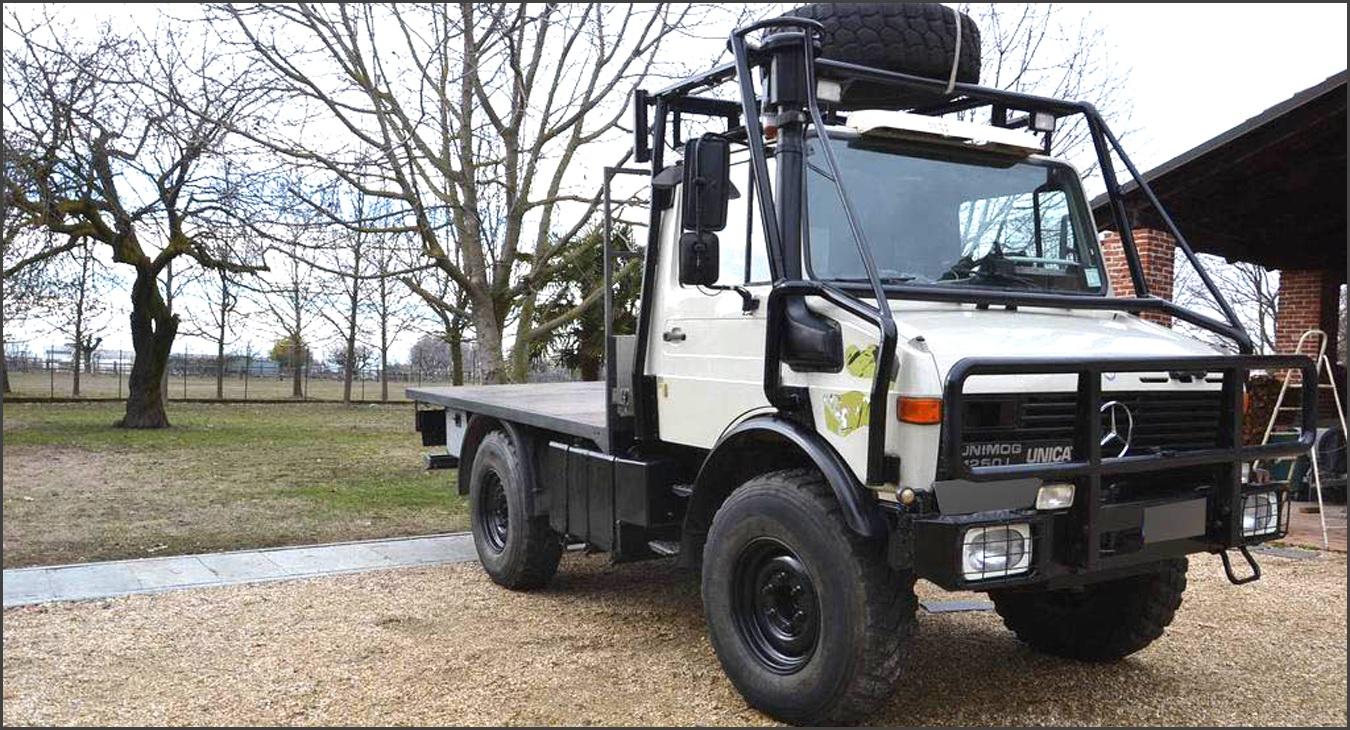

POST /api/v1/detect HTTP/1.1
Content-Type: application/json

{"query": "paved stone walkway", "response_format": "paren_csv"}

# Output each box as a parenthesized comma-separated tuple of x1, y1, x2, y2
(5, 530, 1330, 611)
(3, 533, 477, 608)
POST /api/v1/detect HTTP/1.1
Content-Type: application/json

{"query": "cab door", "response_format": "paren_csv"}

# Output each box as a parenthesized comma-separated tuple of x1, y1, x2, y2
(647, 158, 774, 449)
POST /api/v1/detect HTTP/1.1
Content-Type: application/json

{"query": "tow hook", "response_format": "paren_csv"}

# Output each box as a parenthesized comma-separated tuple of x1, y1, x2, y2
(1219, 545, 1262, 585)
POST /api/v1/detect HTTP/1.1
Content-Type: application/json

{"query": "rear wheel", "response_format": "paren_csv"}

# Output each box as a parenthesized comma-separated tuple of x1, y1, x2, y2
(468, 430, 562, 590)
(990, 558, 1188, 661)
(702, 468, 917, 725)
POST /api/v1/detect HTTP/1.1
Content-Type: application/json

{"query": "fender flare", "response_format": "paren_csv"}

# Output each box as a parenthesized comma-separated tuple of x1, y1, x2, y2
(459, 415, 542, 516)
(694, 414, 887, 538)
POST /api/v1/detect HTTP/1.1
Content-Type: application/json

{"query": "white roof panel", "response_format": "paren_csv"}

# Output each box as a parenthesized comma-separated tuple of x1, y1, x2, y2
(846, 109, 1045, 155)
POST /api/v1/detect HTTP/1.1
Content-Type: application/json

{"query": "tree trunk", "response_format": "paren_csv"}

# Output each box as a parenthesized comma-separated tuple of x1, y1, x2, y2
(380, 347, 389, 401)
(580, 355, 601, 382)
(471, 293, 506, 383)
(342, 333, 355, 404)
(449, 322, 465, 386)
(508, 296, 536, 383)
(291, 340, 303, 398)
(117, 268, 175, 428)
(215, 332, 225, 400)
(71, 337, 82, 397)
(216, 274, 228, 400)
(378, 271, 390, 401)
(72, 247, 88, 398)
(160, 261, 173, 403)
(1, 345, 10, 394)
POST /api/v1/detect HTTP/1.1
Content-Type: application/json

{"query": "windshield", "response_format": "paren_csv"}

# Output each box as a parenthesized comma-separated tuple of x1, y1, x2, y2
(806, 136, 1107, 295)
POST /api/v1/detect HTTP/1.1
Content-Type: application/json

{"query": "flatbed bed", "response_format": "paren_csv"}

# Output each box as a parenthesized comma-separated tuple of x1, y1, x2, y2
(407, 381, 607, 447)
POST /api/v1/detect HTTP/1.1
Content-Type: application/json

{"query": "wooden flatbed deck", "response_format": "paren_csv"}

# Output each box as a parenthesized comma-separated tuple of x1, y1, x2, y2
(407, 381, 607, 446)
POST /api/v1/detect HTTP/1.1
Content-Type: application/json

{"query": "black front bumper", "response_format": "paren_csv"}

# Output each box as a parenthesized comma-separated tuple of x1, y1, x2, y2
(905, 354, 1316, 591)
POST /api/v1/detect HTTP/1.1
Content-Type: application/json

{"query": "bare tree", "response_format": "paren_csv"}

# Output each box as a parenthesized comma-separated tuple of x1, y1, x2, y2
(211, 3, 737, 382)
(2, 136, 84, 393)
(1, 227, 77, 393)
(2, 15, 270, 426)
(404, 265, 474, 386)
(368, 235, 418, 400)
(43, 238, 111, 396)
(959, 4, 1131, 173)
(1174, 255, 1279, 354)
(184, 266, 242, 400)
(314, 219, 369, 406)
(408, 332, 453, 379)
(251, 246, 320, 398)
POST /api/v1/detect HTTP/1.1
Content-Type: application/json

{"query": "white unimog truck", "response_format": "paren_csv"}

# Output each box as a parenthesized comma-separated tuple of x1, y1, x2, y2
(409, 5, 1317, 724)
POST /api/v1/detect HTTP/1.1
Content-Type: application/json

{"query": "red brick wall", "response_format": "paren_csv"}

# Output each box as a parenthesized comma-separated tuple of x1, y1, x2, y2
(1274, 269, 1340, 357)
(1273, 269, 1343, 394)
(1100, 229, 1176, 326)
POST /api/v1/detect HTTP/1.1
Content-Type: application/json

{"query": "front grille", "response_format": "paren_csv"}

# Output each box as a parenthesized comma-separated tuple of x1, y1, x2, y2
(960, 390, 1224, 458)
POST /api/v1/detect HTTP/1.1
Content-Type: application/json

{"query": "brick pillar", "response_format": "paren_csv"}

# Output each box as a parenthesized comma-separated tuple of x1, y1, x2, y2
(1273, 270, 1342, 398)
(1274, 269, 1340, 357)
(1100, 229, 1176, 326)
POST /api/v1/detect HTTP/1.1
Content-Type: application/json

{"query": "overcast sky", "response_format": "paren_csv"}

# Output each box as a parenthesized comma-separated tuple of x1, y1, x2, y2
(6, 2, 1347, 363)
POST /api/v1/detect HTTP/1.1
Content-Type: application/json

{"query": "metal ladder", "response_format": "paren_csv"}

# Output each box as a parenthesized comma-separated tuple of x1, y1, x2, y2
(1255, 329, 1347, 550)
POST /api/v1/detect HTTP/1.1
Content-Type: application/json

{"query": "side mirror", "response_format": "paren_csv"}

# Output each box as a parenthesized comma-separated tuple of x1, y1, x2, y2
(633, 90, 650, 163)
(677, 134, 729, 287)
(681, 134, 730, 233)
(679, 231, 719, 286)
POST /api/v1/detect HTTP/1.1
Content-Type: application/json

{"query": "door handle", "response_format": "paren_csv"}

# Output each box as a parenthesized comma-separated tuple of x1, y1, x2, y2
(662, 327, 686, 343)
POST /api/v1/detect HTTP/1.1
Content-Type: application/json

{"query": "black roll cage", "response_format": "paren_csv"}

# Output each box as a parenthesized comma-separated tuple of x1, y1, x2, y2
(610, 18, 1265, 486)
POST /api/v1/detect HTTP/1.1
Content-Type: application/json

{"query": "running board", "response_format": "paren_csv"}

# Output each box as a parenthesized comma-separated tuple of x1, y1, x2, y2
(647, 539, 680, 557)
(424, 454, 459, 470)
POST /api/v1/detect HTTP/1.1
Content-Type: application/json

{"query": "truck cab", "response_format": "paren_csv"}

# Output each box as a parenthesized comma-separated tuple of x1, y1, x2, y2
(409, 8, 1318, 725)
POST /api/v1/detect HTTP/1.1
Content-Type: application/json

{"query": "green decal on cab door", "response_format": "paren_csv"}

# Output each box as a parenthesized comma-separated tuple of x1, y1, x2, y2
(845, 344, 877, 379)
(823, 391, 870, 437)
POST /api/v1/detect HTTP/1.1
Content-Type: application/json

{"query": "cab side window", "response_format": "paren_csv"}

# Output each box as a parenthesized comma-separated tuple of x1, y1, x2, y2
(710, 160, 770, 286)
(674, 155, 771, 289)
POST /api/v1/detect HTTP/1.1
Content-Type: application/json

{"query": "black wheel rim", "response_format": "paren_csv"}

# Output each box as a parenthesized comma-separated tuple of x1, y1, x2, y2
(731, 537, 819, 674)
(478, 470, 509, 553)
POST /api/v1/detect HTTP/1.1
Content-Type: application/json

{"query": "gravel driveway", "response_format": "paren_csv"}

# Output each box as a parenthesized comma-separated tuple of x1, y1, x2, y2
(2, 551, 1345, 726)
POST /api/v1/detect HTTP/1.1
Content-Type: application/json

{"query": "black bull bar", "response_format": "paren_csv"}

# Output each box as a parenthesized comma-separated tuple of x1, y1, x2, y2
(939, 354, 1318, 571)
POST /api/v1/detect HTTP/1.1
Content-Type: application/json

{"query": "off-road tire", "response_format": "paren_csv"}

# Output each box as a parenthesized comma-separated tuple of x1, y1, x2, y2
(701, 468, 917, 725)
(468, 430, 562, 590)
(784, 2, 981, 109)
(990, 558, 1188, 662)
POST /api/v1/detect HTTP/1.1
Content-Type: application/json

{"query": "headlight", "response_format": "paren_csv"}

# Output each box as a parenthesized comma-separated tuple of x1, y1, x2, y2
(962, 524, 1032, 580)
(1241, 492, 1280, 537)
(1035, 483, 1075, 510)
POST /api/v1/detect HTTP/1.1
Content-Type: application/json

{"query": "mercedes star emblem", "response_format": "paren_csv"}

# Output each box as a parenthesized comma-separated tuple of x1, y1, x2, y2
(1100, 400, 1134, 458)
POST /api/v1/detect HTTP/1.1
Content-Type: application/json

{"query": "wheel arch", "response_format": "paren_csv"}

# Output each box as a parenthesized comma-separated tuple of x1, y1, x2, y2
(681, 415, 887, 567)
(459, 415, 540, 516)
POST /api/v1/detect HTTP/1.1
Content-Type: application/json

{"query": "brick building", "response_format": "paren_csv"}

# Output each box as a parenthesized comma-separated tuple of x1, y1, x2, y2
(1091, 70, 1346, 428)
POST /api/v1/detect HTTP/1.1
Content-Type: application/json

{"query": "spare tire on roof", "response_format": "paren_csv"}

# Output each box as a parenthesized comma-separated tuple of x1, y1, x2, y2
(781, 2, 981, 110)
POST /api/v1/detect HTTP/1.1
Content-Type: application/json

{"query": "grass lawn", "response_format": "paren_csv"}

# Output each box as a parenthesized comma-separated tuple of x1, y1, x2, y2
(1, 401, 465, 568)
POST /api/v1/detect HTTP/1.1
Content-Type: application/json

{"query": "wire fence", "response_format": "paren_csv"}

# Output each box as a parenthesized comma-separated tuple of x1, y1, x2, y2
(1, 348, 501, 402)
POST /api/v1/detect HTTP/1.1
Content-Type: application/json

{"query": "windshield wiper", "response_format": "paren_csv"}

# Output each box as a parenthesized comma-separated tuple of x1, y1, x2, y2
(828, 274, 917, 285)
(941, 269, 1037, 289)
(939, 244, 1037, 288)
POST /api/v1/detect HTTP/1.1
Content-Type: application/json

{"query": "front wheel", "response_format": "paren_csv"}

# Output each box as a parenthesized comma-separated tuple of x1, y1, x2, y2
(467, 430, 562, 590)
(990, 557, 1188, 661)
(701, 469, 917, 725)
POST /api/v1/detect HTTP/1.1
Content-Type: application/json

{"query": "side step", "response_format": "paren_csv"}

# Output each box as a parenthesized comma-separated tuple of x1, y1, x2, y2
(647, 539, 680, 557)
(671, 483, 693, 498)
(424, 453, 459, 470)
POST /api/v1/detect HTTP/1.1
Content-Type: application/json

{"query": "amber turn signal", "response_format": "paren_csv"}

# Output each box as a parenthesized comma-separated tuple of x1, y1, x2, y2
(897, 397, 943, 424)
